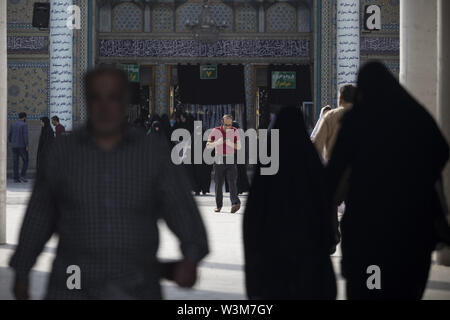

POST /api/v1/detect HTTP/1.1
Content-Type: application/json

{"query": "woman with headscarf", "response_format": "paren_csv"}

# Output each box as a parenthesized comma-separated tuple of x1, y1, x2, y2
(244, 106, 337, 300)
(326, 61, 449, 300)
(147, 120, 161, 136)
(191, 124, 213, 196)
(36, 116, 55, 176)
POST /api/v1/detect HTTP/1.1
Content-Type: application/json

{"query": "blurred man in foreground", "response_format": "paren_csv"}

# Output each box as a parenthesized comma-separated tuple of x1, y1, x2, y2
(10, 67, 209, 300)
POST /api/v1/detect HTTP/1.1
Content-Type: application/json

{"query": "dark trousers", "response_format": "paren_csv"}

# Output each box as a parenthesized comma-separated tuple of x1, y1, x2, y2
(12, 148, 28, 180)
(214, 163, 240, 208)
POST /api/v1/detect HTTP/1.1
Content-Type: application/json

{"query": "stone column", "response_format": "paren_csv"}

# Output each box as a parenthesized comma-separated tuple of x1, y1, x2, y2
(0, 0, 7, 244)
(155, 64, 169, 116)
(400, 0, 438, 118)
(244, 64, 256, 129)
(436, 0, 450, 266)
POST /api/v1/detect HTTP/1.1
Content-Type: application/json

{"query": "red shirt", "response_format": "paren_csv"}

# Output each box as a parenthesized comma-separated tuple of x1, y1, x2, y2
(55, 124, 66, 138)
(208, 126, 240, 155)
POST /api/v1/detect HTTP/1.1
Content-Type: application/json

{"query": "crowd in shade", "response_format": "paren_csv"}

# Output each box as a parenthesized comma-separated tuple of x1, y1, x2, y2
(7, 62, 450, 300)
(137, 110, 249, 198)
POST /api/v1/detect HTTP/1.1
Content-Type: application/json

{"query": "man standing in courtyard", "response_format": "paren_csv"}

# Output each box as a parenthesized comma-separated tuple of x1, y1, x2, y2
(207, 115, 242, 214)
(51, 116, 66, 138)
(10, 67, 209, 300)
(8, 112, 29, 183)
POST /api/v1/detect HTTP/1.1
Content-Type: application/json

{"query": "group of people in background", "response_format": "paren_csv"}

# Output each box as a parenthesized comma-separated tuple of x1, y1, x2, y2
(136, 110, 249, 213)
(244, 61, 450, 300)
(7, 62, 450, 300)
(8, 113, 65, 183)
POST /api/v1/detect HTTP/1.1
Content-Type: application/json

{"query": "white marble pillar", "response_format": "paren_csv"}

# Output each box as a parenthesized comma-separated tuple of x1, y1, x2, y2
(436, 0, 450, 266)
(0, 0, 7, 244)
(400, 0, 438, 118)
(336, 0, 360, 93)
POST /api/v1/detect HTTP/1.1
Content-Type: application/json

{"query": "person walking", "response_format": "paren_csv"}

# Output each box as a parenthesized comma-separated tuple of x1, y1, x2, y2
(312, 85, 357, 162)
(51, 116, 66, 138)
(312, 85, 357, 251)
(207, 115, 241, 213)
(311, 105, 332, 140)
(244, 106, 337, 300)
(326, 62, 449, 300)
(8, 112, 29, 183)
(36, 117, 55, 177)
(10, 67, 208, 300)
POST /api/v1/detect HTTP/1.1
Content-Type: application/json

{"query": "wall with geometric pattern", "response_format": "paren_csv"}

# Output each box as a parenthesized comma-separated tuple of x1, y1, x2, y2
(317, 0, 399, 109)
(5, 0, 400, 173)
(7, 0, 91, 174)
(96, 0, 314, 129)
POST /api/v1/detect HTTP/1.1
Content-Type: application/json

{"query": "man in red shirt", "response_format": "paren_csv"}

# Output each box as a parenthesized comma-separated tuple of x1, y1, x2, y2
(207, 115, 241, 213)
(51, 116, 66, 138)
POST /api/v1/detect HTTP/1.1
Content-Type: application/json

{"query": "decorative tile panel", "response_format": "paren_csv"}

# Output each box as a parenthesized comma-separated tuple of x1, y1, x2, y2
(360, 36, 399, 55)
(112, 2, 142, 32)
(99, 39, 310, 58)
(152, 5, 174, 33)
(8, 62, 50, 120)
(244, 64, 255, 129)
(236, 4, 257, 33)
(74, 0, 89, 122)
(266, 3, 296, 32)
(317, 0, 334, 108)
(7, 35, 49, 54)
(7, 0, 36, 29)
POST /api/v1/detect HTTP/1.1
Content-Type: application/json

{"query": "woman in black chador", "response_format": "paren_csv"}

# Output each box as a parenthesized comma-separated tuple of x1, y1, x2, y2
(327, 62, 449, 300)
(192, 126, 212, 195)
(244, 106, 337, 300)
(36, 116, 55, 175)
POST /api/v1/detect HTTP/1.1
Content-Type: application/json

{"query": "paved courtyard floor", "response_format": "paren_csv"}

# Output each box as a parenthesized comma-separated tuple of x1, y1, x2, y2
(0, 180, 449, 300)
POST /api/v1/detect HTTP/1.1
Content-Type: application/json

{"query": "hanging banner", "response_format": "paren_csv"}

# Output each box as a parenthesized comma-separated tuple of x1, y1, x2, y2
(118, 64, 140, 83)
(50, 0, 73, 131)
(200, 65, 218, 80)
(337, 0, 360, 90)
(271, 71, 297, 90)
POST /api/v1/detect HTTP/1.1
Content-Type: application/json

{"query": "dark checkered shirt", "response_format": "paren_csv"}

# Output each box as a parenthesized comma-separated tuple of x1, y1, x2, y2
(10, 126, 209, 299)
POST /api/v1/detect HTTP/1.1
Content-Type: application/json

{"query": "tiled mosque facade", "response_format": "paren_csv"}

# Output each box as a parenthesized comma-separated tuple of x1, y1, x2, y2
(6, 0, 399, 173)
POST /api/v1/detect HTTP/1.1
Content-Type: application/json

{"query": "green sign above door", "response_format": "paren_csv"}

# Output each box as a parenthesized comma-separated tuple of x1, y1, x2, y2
(271, 71, 297, 89)
(200, 65, 218, 80)
(118, 64, 140, 83)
